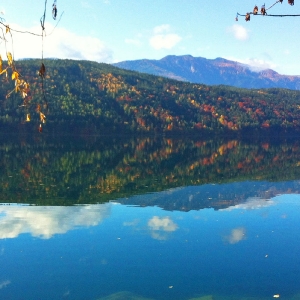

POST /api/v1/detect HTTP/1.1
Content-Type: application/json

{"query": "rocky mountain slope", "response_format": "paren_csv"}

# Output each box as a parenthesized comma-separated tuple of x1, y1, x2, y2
(113, 55, 300, 90)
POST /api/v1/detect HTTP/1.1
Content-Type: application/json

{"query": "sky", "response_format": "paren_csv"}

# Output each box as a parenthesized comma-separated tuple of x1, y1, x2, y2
(0, 0, 300, 75)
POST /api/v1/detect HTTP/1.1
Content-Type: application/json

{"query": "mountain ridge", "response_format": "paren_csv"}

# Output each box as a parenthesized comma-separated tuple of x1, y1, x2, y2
(113, 55, 300, 90)
(2, 59, 300, 135)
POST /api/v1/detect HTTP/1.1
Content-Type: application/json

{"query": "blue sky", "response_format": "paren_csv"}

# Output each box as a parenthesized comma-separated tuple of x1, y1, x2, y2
(1, 0, 300, 75)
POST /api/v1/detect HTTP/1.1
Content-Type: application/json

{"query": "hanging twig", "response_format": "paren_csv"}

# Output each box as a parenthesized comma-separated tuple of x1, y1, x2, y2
(0, 0, 63, 131)
(237, 12, 300, 17)
(236, 0, 299, 21)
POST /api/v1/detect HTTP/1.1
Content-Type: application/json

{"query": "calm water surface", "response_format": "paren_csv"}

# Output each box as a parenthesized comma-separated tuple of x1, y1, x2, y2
(0, 135, 300, 300)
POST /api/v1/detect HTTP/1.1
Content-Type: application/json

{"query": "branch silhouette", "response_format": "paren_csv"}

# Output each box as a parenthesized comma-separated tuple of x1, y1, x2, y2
(0, 0, 63, 132)
(236, 0, 299, 21)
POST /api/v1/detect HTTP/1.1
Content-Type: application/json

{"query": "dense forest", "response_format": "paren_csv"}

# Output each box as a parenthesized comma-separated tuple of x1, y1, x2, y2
(1, 59, 300, 135)
(1, 134, 300, 207)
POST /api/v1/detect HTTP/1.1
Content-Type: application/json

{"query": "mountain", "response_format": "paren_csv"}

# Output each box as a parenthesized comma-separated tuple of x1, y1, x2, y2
(2, 59, 300, 135)
(113, 55, 300, 90)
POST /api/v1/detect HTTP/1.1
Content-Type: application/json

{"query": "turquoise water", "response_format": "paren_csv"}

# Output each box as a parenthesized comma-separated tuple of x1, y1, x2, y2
(0, 189, 300, 300)
(1, 135, 300, 299)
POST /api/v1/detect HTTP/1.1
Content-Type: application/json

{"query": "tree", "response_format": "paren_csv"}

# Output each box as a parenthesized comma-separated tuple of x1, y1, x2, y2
(0, 0, 62, 131)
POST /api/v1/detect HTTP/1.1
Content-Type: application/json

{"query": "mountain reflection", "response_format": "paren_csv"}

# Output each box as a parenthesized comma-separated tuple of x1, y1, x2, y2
(0, 186, 277, 239)
(1, 134, 300, 209)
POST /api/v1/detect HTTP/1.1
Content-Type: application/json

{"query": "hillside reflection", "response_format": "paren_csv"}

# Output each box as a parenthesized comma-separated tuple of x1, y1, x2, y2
(1, 134, 300, 208)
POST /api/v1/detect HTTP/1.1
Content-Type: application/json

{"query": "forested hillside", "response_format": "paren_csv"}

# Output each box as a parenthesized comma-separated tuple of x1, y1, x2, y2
(1, 59, 300, 135)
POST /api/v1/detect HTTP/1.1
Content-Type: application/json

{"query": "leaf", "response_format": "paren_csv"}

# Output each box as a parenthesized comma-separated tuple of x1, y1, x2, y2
(40, 112, 46, 123)
(12, 71, 19, 80)
(0, 55, 2, 73)
(6, 52, 13, 66)
(5, 25, 10, 34)
(14, 78, 20, 86)
(39, 63, 46, 77)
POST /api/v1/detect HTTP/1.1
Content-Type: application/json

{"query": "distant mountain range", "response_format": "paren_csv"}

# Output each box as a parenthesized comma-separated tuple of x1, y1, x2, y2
(113, 55, 300, 90)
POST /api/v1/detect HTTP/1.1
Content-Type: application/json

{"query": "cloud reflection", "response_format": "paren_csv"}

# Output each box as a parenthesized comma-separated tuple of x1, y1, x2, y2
(148, 216, 178, 240)
(0, 204, 111, 239)
(0, 280, 11, 289)
(224, 227, 246, 244)
(221, 197, 274, 211)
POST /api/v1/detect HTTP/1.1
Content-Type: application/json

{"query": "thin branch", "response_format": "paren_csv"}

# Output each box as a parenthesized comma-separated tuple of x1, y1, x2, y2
(47, 11, 64, 36)
(40, 0, 47, 31)
(237, 0, 298, 20)
(266, 0, 281, 11)
(237, 12, 300, 17)
(0, 21, 42, 37)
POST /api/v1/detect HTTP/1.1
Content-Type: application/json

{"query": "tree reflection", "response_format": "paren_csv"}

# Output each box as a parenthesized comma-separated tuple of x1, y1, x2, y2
(1, 134, 300, 206)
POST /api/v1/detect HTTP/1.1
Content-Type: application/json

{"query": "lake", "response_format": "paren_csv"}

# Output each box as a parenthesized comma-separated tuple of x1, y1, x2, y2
(0, 134, 300, 300)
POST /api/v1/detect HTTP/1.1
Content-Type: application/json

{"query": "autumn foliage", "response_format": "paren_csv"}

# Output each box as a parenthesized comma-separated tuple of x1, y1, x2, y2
(1, 59, 300, 134)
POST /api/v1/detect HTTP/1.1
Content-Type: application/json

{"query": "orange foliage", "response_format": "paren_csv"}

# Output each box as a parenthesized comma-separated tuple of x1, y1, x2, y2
(261, 121, 270, 128)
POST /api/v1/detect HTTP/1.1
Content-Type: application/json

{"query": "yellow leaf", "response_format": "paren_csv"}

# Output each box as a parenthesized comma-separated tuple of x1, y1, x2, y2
(6, 52, 13, 66)
(0, 69, 8, 77)
(40, 112, 46, 123)
(5, 25, 10, 33)
(12, 71, 19, 80)
(14, 78, 20, 86)
(0, 55, 2, 73)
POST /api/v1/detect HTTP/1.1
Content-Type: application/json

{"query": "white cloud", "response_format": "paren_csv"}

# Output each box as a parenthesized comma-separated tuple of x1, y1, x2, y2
(223, 55, 277, 72)
(1, 23, 113, 63)
(0, 204, 111, 239)
(150, 34, 182, 50)
(227, 24, 249, 41)
(150, 24, 182, 50)
(242, 58, 276, 72)
(224, 227, 246, 244)
(148, 216, 178, 240)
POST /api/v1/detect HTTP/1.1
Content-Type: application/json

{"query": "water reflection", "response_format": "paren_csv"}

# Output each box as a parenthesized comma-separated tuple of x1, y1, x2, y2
(147, 216, 178, 240)
(1, 134, 300, 205)
(0, 204, 111, 239)
(0, 193, 300, 300)
(1, 135, 300, 300)
(223, 227, 246, 244)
